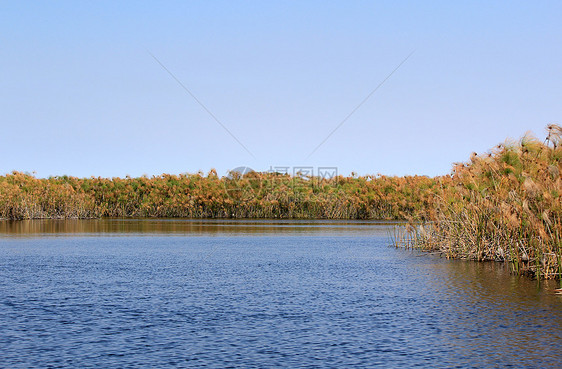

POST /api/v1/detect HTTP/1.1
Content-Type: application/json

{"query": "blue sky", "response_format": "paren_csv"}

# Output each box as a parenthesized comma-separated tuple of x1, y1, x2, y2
(1, 1, 561, 178)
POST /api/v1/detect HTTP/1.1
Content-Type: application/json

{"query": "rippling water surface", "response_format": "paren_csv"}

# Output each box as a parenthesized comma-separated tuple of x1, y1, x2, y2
(1, 219, 561, 368)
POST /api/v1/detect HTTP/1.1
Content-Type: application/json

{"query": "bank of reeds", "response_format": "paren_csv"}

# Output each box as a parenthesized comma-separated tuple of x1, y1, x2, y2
(395, 125, 562, 279)
(0, 170, 437, 221)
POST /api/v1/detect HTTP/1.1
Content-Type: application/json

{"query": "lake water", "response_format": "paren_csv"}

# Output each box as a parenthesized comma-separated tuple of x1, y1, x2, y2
(1, 219, 561, 368)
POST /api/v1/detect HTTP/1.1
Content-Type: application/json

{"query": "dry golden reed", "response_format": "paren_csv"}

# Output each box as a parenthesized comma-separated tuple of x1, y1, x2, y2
(396, 125, 562, 279)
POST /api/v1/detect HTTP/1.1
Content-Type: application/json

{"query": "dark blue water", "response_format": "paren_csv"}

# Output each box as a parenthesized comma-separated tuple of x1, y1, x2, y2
(1, 219, 561, 368)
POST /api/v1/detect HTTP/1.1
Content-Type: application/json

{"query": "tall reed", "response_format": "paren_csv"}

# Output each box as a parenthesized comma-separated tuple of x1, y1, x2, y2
(396, 126, 562, 279)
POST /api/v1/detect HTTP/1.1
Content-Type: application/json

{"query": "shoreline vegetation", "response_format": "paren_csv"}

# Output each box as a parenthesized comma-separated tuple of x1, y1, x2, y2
(2, 125, 561, 279)
(393, 125, 562, 280)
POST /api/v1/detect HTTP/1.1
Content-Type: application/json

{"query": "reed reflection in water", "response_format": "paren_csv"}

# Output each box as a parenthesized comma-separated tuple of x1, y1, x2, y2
(0, 219, 401, 237)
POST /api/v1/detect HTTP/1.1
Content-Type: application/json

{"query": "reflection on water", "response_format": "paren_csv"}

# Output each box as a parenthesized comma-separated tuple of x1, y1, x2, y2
(0, 218, 401, 237)
(423, 259, 562, 365)
(0, 219, 561, 368)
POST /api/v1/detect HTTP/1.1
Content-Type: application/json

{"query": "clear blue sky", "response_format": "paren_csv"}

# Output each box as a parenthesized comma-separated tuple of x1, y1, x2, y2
(1, 1, 561, 178)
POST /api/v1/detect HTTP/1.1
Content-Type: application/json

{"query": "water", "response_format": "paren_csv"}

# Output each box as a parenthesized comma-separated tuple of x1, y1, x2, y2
(1, 219, 561, 368)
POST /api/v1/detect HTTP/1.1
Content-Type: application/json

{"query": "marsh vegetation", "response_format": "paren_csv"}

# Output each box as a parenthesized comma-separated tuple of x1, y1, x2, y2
(2, 125, 561, 278)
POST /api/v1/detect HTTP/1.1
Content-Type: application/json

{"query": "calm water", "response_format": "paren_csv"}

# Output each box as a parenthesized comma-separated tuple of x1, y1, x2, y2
(1, 219, 561, 368)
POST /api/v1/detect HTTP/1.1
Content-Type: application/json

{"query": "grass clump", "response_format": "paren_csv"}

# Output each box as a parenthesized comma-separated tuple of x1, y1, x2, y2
(396, 125, 562, 279)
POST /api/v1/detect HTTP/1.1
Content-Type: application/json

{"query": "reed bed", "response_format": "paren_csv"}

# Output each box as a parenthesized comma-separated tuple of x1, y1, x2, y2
(395, 125, 562, 279)
(0, 171, 436, 221)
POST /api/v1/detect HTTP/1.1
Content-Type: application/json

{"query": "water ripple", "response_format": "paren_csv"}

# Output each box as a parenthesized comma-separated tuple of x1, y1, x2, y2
(0, 221, 561, 368)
